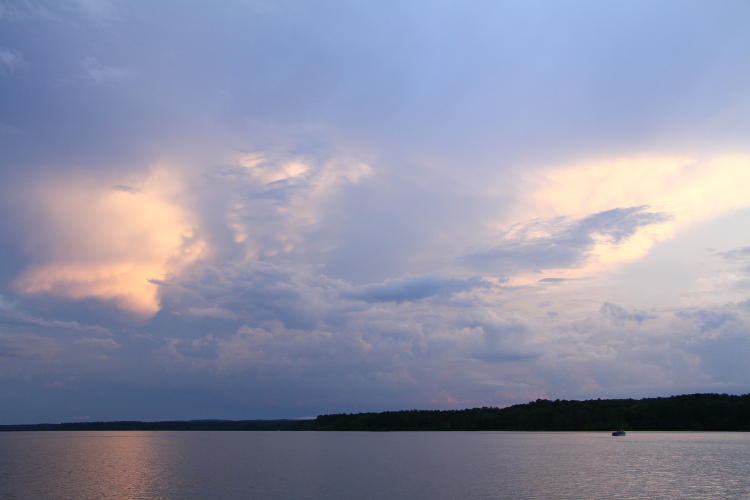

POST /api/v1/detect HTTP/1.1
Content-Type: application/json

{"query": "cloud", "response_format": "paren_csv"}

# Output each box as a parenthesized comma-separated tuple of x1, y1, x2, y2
(0, 47, 21, 73)
(74, 0, 117, 22)
(600, 302, 655, 325)
(14, 168, 206, 317)
(0, 334, 60, 361)
(466, 206, 669, 274)
(74, 337, 120, 350)
(471, 154, 750, 286)
(164, 261, 336, 330)
(676, 309, 738, 334)
(520, 154, 750, 235)
(1, 1, 750, 421)
(344, 275, 491, 303)
(202, 152, 372, 262)
(0, 309, 110, 335)
(718, 246, 750, 261)
(8, 150, 373, 320)
(80, 56, 129, 84)
(0, 294, 110, 334)
(460, 321, 539, 365)
(182, 306, 237, 319)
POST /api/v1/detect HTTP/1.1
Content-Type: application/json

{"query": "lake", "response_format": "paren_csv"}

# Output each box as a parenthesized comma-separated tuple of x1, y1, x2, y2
(2, 431, 749, 499)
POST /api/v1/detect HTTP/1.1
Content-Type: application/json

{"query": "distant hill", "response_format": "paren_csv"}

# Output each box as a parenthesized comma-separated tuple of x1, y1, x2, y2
(3, 394, 749, 432)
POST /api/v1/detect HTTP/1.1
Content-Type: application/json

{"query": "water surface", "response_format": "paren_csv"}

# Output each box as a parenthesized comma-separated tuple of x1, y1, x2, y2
(2, 431, 749, 499)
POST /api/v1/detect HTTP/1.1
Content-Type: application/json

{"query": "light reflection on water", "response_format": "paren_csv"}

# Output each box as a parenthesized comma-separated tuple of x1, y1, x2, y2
(1, 431, 750, 499)
(0, 432, 171, 500)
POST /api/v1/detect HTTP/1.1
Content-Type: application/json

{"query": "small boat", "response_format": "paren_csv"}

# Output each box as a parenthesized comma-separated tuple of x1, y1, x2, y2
(612, 430, 626, 436)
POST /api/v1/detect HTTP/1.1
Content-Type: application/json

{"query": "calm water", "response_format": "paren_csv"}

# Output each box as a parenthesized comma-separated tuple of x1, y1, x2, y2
(2, 431, 750, 499)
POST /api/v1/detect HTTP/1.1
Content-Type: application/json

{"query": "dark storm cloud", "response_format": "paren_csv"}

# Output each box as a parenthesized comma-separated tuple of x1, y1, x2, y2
(344, 275, 491, 303)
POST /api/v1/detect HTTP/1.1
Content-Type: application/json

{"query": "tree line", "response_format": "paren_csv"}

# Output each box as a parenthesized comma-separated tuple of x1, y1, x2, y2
(3, 394, 749, 431)
(312, 394, 750, 431)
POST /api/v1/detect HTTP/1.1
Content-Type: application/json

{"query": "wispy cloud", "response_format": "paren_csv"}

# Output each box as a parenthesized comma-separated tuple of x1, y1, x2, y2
(74, 337, 121, 349)
(0, 47, 21, 73)
(466, 206, 670, 274)
(0, 334, 60, 361)
(80, 56, 129, 84)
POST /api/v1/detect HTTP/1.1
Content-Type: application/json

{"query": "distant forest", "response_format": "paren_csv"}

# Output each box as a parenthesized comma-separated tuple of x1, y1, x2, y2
(0, 419, 313, 432)
(313, 394, 750, 431)
(3, 394, 750, 432)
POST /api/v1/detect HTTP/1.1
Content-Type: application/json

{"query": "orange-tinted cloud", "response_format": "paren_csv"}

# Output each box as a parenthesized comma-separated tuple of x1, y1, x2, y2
(15, 168, 206, 317)
(498, 154, 750, 284)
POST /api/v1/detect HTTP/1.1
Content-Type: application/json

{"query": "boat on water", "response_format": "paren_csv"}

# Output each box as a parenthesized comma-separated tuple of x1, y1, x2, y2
(612, 430, 626, 436)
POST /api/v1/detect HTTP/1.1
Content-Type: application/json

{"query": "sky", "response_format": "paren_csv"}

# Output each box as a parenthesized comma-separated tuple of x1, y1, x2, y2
(1, 0, 750, 423)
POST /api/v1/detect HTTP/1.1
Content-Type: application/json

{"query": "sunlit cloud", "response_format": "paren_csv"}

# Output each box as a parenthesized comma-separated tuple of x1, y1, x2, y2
(526, 154, 750, 223)
(488, 154, 750, 284)
(15, 168, 206, 317)
(235, 152, 310, 185)
(219, 152, 373, 260)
